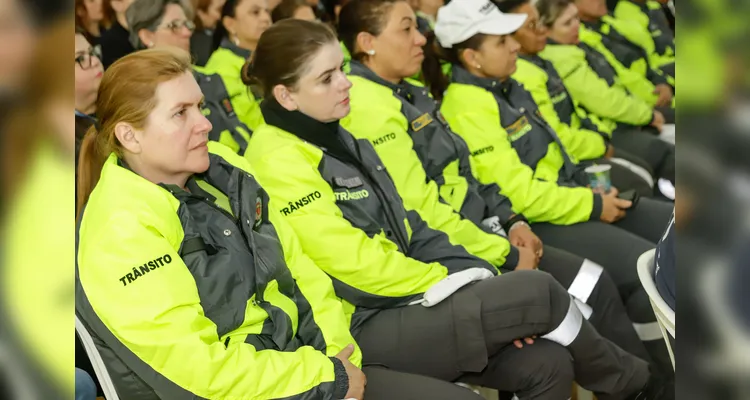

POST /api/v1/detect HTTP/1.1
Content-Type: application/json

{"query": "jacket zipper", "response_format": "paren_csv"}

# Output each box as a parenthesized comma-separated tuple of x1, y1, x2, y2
(338, 142, 411, 251)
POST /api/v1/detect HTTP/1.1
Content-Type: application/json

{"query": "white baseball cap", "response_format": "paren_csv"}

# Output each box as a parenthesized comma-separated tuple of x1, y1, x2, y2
(434, 0, 528, 48)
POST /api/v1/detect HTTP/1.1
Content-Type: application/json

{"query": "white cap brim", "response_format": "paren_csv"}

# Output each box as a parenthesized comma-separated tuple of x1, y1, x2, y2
(474, 13, 528, 39)
(437, 13, 528, 48)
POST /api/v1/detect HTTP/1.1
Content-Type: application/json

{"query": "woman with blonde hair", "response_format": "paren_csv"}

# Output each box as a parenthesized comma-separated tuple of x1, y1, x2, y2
(75, 47, 486, 400)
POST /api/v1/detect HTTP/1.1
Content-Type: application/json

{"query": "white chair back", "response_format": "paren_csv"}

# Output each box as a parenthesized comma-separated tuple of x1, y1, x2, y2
(636, 249, 675, 369)
(75, 314, 121, 400)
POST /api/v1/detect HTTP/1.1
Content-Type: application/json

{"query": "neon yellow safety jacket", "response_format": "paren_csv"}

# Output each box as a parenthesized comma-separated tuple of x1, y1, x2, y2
(245, 100, 496, 331)
(204, 39, 265, 130)
(580, 18, 674, 87)
(513, 55, 608, 162)
(342, 61, 520, 269)
(76, 142, 360, 399)
(441, 66, 602, 225)
(612, 0, 674, 66)
(540, 39, 656, 126)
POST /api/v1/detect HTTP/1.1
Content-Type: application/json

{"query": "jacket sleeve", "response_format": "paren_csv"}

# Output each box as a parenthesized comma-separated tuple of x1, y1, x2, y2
(269, 197, 364, 367)
(645, 65, 669, 87)
(341, 107, 516, 269)
(519, 76, 606, 162)
(248, 145, 449, 309)
(208, 141, 363, 367)
(77, 212, 346, 400)
(474, 179, 517, 226)
(442, 102, 600, 225)
(554, 51, 654, 126)
(403, 209, 499, 274)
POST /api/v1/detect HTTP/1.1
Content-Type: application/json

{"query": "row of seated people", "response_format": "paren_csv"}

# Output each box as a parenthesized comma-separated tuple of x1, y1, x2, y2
(74, 0, 676, 398)
(75, 0, 676, 198)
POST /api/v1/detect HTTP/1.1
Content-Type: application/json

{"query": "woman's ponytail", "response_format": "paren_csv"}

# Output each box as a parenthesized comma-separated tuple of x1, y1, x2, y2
(76, 125, 107, 221)
(422, 32, 487, 100)
(421, 31, 451, 101)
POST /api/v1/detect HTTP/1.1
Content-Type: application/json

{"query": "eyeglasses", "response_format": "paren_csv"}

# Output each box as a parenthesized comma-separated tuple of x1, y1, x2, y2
(75, 46, 102, 70)
(159, 19, 196, 33)
(525, 20, 547, 33)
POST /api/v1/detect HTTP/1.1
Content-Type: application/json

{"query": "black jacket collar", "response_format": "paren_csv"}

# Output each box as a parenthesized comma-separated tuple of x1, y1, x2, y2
(582, 18, 605, 31)
(519, 53, 544, 67)
(220, 37, 252, 60)
(519, 53, 555, 74)
(261, 98, 360, 165)
(450, 65, 513, 94)
(348, 61, 415, 100)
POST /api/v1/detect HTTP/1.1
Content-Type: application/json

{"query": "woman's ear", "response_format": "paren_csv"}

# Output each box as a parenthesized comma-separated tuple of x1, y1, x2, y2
(272, 84, 299, 111)
(355, 31, 376, 56)
(460, 48, 480, 69)
(222, 15, 236, 36)
(138, 29, 155, 48)
(114, 122, 142, 154)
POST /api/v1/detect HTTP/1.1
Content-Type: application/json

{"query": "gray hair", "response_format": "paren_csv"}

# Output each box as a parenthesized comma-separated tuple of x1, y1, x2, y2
(126, 0, 194, 49)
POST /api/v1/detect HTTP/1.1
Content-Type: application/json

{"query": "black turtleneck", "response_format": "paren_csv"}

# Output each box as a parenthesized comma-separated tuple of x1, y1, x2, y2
(260, 98, 361, 166)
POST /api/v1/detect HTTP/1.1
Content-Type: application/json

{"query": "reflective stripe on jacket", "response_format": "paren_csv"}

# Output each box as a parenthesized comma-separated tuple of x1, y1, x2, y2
(193, 67, 253, 155)
(245, 107, 495, 331)
(76, 143, 358, 399)
(342, 61, 518, 269)
(513, 55, 608, 162)
(204, 40, 265, 130)
(441, 66, 601, 225)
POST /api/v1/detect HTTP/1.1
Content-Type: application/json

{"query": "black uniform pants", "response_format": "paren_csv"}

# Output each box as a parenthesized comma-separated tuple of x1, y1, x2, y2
(521, 246, 654, 367)
(354, 271, 649, 400)
(362, 366, 484, 400)
(531, 201, 674, 377)
(612, 127, 675, 184)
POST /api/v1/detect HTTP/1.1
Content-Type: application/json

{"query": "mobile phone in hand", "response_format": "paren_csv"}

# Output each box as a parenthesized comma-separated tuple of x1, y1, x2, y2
(617, 189, 640, 209)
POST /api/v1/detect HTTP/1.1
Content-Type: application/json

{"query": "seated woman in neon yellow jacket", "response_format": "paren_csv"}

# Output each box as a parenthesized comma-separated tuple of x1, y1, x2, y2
(497, 0, 674, 195)
(610, 0, 674, 67)
(75, 47, 369, 400)
(537, 0, 674, 126)
(574, 0, 674, 85)
(204, 0, 270, 130)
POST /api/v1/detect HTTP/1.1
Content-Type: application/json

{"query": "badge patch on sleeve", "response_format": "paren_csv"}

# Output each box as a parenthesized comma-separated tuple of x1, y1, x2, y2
(410, 113, 434, 132)
(334, 176, 364, 188)
(254, 196, 263, 228)
(221, 98, 236, 118)
(505, 115, 532, 142)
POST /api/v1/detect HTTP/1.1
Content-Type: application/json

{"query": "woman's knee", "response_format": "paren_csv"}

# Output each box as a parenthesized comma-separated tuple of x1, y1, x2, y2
(512, 341, 575, 400)
(499, 270, 562, 296)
